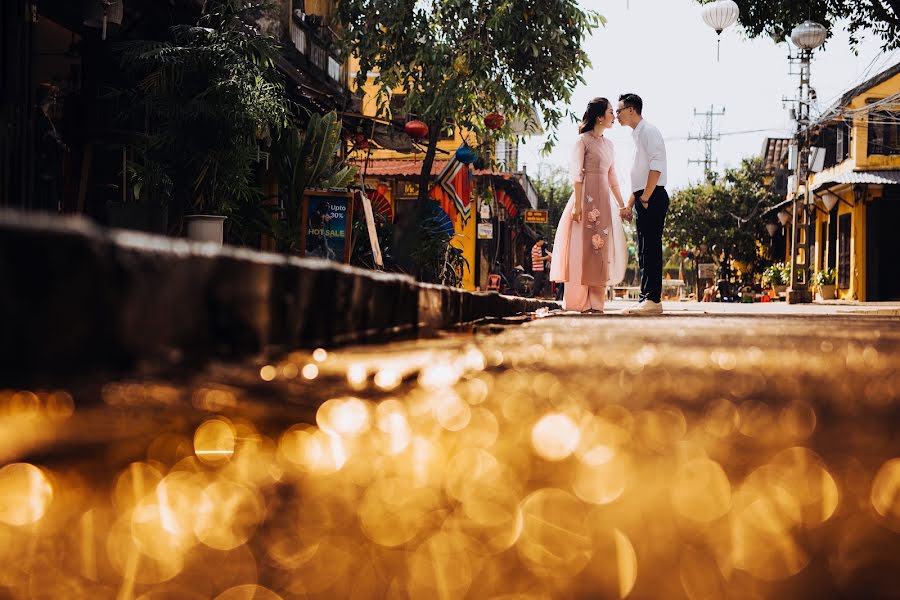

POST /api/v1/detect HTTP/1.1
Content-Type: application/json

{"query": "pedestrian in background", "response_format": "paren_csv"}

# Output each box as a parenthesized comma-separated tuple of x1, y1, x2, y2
(530, 238, 551, 298)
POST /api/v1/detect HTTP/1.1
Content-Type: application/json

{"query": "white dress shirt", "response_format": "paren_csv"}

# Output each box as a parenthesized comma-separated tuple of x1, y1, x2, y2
(630, 119, 667, 192)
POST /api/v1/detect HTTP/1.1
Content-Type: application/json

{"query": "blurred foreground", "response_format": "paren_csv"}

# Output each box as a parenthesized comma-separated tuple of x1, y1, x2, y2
(2, 313, 900, 599)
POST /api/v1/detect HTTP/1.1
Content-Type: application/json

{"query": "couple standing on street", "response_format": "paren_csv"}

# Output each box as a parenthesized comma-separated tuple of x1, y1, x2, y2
(549, 93, 669, 315)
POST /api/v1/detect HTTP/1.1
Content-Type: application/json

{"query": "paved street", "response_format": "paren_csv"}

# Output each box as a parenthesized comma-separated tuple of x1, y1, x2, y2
(3, 307, 900, 599)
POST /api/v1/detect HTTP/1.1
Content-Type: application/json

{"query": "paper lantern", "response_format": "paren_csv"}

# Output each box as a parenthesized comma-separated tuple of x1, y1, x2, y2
(484, 112, 505, 130)
(404, 120, 429, 140)
(701, 0, 739, 60)
(790, 20, 827, 50)
(455, 144, 477, 165)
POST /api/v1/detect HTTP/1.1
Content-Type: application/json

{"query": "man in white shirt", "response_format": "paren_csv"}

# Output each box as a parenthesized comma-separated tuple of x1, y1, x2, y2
(617, 93, 668, 315)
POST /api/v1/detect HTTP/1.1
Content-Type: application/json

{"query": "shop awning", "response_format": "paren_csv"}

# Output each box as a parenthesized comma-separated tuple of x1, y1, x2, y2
(812, 170, 900, 192)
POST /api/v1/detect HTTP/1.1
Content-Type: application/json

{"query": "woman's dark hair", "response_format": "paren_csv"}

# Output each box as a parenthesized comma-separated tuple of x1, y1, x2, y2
(578, 97, 610, 134)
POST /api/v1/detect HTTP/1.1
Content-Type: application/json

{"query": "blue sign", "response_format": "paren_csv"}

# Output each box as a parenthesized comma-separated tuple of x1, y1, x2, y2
(303, 191, 354, 263)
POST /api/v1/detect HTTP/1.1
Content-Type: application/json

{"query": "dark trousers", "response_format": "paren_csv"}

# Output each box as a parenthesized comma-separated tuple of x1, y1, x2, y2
(634, 187, 669, 303)
(533, 271, 548, 297)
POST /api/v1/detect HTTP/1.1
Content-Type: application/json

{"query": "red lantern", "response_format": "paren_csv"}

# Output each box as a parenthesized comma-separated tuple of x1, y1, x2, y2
(353, 133, 369, 149)
(484, 112, 505, 130)
(404, 120, 429, 139)
(679, 249, 690, 257)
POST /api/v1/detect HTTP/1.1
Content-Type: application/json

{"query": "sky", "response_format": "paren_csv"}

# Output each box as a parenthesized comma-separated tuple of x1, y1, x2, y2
(518, 0, 900, 198)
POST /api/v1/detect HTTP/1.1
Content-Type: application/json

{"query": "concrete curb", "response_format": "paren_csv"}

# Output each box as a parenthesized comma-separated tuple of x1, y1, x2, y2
(0, 210, 555, 373)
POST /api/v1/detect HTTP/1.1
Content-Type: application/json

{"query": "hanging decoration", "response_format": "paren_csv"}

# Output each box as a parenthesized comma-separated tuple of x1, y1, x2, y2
(353, 133, 369, 150)
(431, 146, 473, 224)
(790, 20, 828, 50)
(455, 144, 477, 165)
(404, 120, 429, 140)
(484, 112, 505, 130)
(701, 0, 739, 61)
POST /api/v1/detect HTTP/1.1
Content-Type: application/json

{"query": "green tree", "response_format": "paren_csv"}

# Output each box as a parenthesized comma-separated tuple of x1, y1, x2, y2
(118, 0, 292, 224)
(336, 0, 604, 204)
(696, 0, 900, 51)
(532, 165, 572, 240)
(665, 157, 779, 282)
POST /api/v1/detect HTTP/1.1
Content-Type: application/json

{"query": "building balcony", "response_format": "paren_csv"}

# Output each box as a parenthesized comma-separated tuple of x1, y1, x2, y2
(280, 9, 349, 106)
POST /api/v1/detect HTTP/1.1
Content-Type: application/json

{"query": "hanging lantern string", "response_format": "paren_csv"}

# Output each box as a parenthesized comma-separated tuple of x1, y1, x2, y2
(702, 0, 739, 62)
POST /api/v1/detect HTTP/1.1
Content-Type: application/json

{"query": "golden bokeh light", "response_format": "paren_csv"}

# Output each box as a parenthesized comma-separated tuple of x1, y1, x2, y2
(215, 584, 283, 600)
(7, 319, 900, 598)
(531, 413, 580, 461)
(572, 453, 629, 505)
(517, 488, 592, 578)
(346, 363, 367, 388)
(0, 463, 53, 526)
(193, 418, 236, 465)
(193, 481, 264, 551)
(301, 363, 319, 380)
(871, 458, 900, 526)
(317, 397, 371, 436)
(259, 365, 277, 382)
(671, 458, 732, 522)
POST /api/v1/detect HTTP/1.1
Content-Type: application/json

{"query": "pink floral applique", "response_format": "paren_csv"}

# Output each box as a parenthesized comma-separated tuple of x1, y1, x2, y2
(586, 207, 602, 229)
(591, 233, 605, 251)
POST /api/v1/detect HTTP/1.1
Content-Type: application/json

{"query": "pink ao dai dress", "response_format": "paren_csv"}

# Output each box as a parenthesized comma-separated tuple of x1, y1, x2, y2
(550, 132, 627, 312)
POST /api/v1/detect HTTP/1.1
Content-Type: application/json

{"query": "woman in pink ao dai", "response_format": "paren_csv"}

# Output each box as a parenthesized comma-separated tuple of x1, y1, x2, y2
(550, 97, 628, 312)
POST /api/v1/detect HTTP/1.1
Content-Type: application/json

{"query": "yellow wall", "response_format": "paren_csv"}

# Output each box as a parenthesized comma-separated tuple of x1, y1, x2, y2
(848, 74, 900, 172)
(348, 60, 466, 160)
(349, 59, 479, 290)
(805, 69, 899, 301)
(812, 185, 869, 301)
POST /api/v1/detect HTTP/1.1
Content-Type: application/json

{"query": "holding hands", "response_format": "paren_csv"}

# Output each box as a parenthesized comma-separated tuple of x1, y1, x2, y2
(619, 206, 633, 222)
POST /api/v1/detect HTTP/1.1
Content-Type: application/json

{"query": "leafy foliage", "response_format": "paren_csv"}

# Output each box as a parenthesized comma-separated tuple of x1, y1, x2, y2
(265, 112, 358, 254)
(665, 157, 780, 281)
(117, 0, 292, 217)
(336, 0, 604, 201)
(531, 166, 572, 240)
(696, 0, 900, 51)
(763, 262, 789, 287)
(812, 267, 836, 287)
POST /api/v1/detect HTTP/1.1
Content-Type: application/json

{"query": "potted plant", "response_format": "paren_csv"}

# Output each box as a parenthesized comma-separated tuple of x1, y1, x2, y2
(763, 262, 789, 297)
(813, 267, 837, 300)
(117, 0, 292, 244)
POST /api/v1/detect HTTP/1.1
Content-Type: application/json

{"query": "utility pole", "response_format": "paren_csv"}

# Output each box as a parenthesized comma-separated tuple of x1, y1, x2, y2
(688, 106, 725, 178)
(783, 21, 827, 304)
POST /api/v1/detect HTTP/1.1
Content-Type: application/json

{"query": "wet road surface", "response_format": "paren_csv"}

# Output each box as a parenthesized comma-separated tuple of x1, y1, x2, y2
(2, 311, 900, 599)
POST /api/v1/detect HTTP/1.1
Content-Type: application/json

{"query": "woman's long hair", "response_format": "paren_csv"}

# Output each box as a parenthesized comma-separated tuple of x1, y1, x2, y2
(578, 97, 610, 134)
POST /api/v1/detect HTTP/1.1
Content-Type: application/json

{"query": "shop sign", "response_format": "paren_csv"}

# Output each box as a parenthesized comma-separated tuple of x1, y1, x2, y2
(524, 209, 549, 224)
(397, 180, 419, 199)
(477, 223, 494, 239)
(301, 190, 354, 263)
(698, 263, 717, 280)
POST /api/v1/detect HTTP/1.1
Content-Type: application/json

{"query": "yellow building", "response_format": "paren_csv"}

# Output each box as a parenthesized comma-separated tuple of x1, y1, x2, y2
(346, 62, 540, 291)
(804, 61, 900, 301)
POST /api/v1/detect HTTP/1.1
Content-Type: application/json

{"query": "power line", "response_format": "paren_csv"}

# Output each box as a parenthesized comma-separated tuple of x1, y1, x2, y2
(687, 106, 725, 174)
(666, 127, 791, 141)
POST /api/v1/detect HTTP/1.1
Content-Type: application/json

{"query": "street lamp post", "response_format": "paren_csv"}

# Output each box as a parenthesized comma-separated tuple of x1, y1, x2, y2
(786, 20, 827, 304)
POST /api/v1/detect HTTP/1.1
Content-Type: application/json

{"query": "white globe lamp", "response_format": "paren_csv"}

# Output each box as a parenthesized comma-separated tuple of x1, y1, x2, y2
(702, 0, 740, 61)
